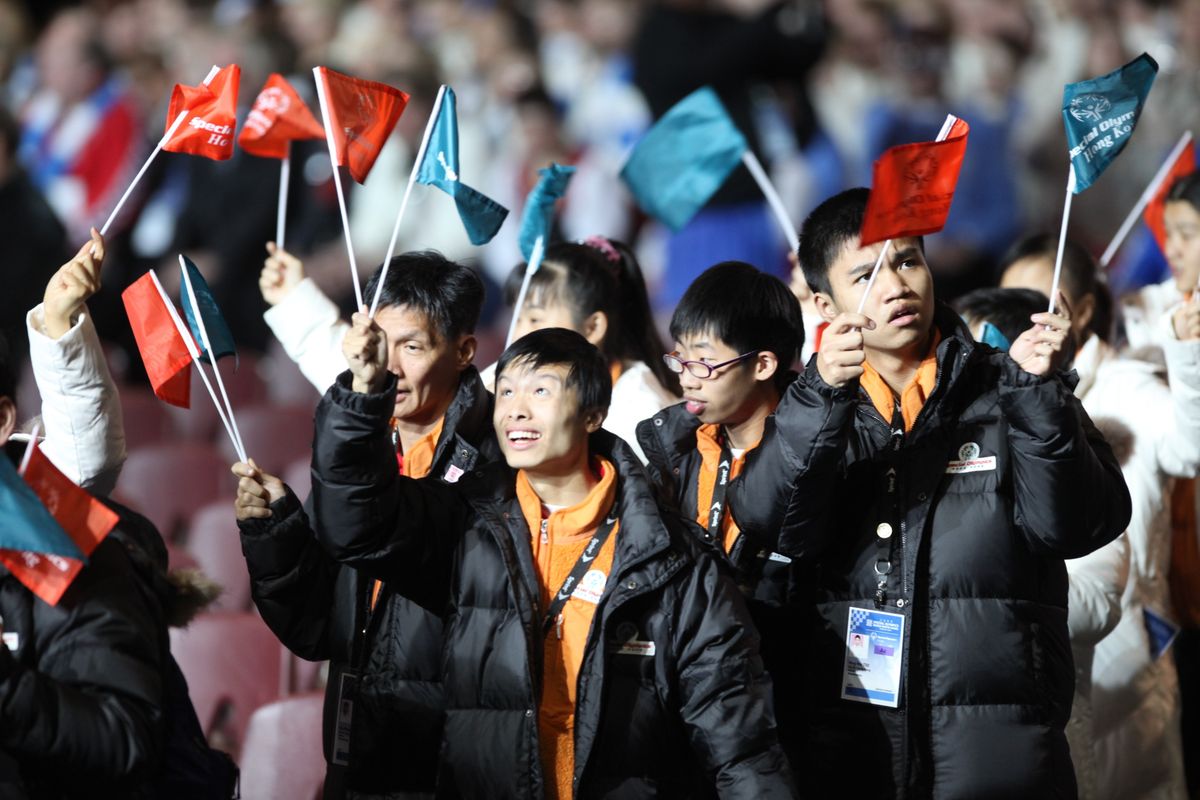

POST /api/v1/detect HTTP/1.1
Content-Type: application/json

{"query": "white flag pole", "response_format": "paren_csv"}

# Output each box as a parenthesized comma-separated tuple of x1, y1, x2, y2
(276, 142, 291, 249)
(853, 115, 959, 318)
(506, 236, 545, 347)
(1098, 131, 1193, 269)
(17, 422, 41, 477)
(1048, 164, 1077, 315)
(99, 110, 188, 236)
(147, 270, 243, 460)
(179, 256, 246, 461)
(370, 85, 448, 319)
(312, 67, 364, 310)
(100, 66, 221, 237)
(742, 150, 799, 252)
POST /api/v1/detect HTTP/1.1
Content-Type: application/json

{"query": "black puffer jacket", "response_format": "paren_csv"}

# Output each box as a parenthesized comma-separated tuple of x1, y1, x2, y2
(239, 366, 499, 797)
(0, 492, 168, 798)
(311, 371, 795, 799)
(728, 308, 1132, 799)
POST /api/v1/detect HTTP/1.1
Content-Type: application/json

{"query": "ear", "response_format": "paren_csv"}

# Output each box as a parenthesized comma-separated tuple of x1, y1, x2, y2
(0, 397, 15, 447)
(813, 291, 841, 323)
(582, 407, 606, 434)
(1073, 294, 1096, 338)
(583, 311, 608, 347)
(456, 335, 477, 371)
(752, 350, 780, 384)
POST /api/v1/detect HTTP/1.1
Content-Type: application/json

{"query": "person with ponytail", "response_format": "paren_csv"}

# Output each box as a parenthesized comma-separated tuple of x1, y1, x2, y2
(496, 236, 679, 462)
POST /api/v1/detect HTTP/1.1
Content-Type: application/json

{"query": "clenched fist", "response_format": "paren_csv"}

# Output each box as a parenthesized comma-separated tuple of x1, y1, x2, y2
(343, 309, 389, 394)
(259, 242, 305, 306)
(44, 228, 104, 339)
(817, 312, 873, 388)
(1010, 292, 1073, 377)
(231, 460, 286, 521)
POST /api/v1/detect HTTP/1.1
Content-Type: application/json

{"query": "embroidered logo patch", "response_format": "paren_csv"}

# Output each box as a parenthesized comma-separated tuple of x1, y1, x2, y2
(572, 569, 607, 605)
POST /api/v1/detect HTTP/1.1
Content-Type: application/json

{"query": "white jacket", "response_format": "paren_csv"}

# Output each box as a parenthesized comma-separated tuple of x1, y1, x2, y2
(1074, 332, 1200, 800)
(262, 278, 349, 394)
(23, 304, 126, 496)
(1122, 277, 1184, 351)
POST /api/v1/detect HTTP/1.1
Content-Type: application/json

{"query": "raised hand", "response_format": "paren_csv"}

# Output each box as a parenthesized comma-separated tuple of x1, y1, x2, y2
(343, 309, 389, 394)
(259, 242, 306, 306)
(231, 459, 286, 521)
(1010, 292, 1073, 377)
(816, 312, 873, 388)
(44, 228, 104, 339)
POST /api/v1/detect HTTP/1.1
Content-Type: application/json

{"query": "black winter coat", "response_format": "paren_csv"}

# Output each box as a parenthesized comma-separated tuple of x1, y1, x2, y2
(311, 371, 796, 799)
(0, 493, 169, 798)
(728, 310, 1132, 799)
(239, 366, 500, 797)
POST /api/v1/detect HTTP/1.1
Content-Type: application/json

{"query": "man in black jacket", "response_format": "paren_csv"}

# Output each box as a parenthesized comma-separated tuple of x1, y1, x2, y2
(233, 254, 499, 798)
(729, 188, 1132, 798)
(0, 333, 171, 798)
(313, 324, 793, 798)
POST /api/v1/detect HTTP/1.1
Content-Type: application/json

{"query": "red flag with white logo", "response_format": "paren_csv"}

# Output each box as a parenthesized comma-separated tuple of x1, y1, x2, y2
(860, 117, 970, 246)
(314, 67, 408, 183)
(238, 74, 325, 159)
(0, 445, 120, 606)
(164, 64, 241, 160)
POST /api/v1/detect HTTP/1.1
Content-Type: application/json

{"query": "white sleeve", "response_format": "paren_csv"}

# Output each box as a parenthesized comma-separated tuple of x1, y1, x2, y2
(262, 278, 350, 393)
(27, 303, 126, 496)
(1065, 533, 1130, 648)
(1157, 334, 1200, 478)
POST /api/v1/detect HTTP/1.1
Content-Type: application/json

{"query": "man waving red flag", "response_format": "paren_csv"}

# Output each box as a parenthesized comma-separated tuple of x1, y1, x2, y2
(860, 116, 969, 246)
(238, 73, 325, 159)
(164, 64, 241, 160)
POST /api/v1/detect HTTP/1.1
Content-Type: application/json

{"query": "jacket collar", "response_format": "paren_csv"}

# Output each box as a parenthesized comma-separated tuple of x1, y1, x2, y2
(431, 366, 497, 475)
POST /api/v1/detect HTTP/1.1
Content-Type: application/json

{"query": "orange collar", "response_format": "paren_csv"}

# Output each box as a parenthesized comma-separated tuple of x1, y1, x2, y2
(516, 457, 618, 540)
(859, 330, 941, 433)
(396, 416, 445, 479)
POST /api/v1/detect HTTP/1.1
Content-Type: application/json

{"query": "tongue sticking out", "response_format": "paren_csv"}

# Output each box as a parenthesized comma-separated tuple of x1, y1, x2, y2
(685, 400, 706, 415)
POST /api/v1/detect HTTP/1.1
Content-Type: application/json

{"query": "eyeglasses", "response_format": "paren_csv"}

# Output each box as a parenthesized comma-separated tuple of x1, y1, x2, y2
(662, 351, 757, 380)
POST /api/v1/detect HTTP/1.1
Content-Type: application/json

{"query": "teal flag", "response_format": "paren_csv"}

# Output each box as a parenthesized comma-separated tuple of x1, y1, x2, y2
(0, 457, 83, 559)
(416, 87, 509, 245)
(1063, 53, 1158, 193)
(620, 87, 747, 231)
(519, 163, 576, 260)
(180, 256, 237, 367)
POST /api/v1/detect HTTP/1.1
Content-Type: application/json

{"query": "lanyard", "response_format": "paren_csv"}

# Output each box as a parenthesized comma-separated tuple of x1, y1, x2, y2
(542, 497, 619, 636)
(706, 431, 734, 540)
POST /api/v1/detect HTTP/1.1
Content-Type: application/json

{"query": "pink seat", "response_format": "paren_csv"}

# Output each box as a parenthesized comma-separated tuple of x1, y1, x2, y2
(117, 443, 231, 540)
(186, 502, 250, 612)
(119, 388, 172, 449)
(282, 456, 311, 501)
(259, 342, 323, 406)
(217, 404, 314, 476)
(238, 693, 325, 800)
(170, 611, 285, 754)
(163, 378, 222, 442)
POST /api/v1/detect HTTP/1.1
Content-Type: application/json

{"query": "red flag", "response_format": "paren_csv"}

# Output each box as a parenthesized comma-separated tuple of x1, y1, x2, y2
(164, 64, 241, 160)
(122, 271, 195, 407)
(860, 118, 970, 246)
(1145, 140, 1195, 255)
(238, 74, 325, 159)
(315, 67, 409, 183)
(0, 446, 120, 606)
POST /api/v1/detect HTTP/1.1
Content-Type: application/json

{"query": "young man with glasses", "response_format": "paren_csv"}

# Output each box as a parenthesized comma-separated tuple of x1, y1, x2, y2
(637, 261, 806, 767)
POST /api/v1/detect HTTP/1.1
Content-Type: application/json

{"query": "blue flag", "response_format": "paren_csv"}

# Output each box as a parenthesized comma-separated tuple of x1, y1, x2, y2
(180, 256, 237, 367)
(518, 163, 576, 260)
(1063, 53, 1158, 193)
(978, 322, 1011, 351)
(416, 87, 509, 245)
(620, 87, 747, 231)
(0, 457, 83, 559)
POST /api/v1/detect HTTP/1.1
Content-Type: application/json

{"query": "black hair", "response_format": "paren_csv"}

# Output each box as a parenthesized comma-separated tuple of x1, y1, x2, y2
(669, 261, 804, 391)
(503, 239, 678, 392)
(496, 328, 612, 415)
(1167, 170, 1200, 211)
(797, 187, 924, 297)
(0, 331, 12, 403)
(0, 105, 18, 160)
(998, 233, 1111, 341)
(363, 251, 484, 343)
(952, 287, 1047, 347)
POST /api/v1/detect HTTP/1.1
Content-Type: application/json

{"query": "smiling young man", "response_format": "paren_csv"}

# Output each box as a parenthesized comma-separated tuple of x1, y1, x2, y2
(233, 252, 500, 798)
(311, 325, 794, 798)
(728, 187, 1132, 798)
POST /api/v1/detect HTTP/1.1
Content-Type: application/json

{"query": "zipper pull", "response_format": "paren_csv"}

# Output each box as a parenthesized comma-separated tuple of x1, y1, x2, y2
(556, 613, 564, 641)
(540, 518, 549, 545)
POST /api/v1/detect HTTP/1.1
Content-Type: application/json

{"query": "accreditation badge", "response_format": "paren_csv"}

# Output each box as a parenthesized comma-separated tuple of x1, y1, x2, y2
(841, 606, 905, 708)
